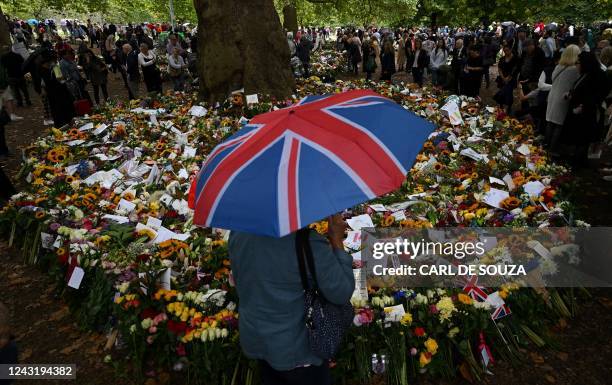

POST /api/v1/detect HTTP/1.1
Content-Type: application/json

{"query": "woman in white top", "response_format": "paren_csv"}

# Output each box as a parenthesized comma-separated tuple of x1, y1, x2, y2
(429, 38, 448, 86)
(545, 44, 581, 152)
(138, 42, 162, 94)
(167, 47, 187, 91)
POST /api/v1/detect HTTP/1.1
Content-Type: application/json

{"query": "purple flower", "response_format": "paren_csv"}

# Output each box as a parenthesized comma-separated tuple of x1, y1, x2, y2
(503, 213, 515, 222)
(49, 222, 61, 231)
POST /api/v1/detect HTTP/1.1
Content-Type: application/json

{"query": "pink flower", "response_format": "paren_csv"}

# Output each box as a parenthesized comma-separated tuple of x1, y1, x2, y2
(429, 305, 438, 314)
(146, 335, 155, 344)
(149, 326, 157, 334)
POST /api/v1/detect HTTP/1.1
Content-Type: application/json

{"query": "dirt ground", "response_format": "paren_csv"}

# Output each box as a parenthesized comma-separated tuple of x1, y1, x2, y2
(1, 53, 612, 385)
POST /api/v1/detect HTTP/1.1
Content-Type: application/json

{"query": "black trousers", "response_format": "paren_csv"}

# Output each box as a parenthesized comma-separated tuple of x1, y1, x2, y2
(92, 83, 108, 104)
(8, 78, 30, 106)
(259, 360, 331, 385)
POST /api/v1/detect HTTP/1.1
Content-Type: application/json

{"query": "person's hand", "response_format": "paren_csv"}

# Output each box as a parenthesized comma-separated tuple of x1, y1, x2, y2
(327, 213, 347, 249)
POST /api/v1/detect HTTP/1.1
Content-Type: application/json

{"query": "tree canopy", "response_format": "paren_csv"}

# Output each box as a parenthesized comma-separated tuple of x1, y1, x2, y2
(1, 0, 610, 26)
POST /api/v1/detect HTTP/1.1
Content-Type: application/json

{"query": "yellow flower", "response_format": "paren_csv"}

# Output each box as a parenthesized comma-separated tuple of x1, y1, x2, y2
(499, 289, 509, 299)
(463, 212, 476, 221)
(424, 338, 438, 354)
(522, 206, 536, 216)
(457, 293, 473, 305)
(400, 313, 413, 326)
(419, 351, 432, 367)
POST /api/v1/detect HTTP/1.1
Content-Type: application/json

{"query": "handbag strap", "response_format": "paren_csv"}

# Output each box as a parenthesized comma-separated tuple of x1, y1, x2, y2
(295, 228, 319, 291)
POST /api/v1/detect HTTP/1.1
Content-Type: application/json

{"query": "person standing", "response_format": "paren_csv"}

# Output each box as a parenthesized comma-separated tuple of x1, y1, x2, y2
(296, 35, 313, 78)
(563, 51, 609, 165)
(138, 42, 162, 94)
(39, 55, 75, 127)
(1, 45, 31, 107)
(461, 46, 484, 97)
(450, 38, 466, 93)
(480, 35, 498, 88)
(167, 47, 187, 91)
(430, 38, 448, 86)
(122, 43, 139, 100)
(494, 44, 521, 113)
(397, 32, 407, 72)
(380, 40, 396, 81)
(408, 39, 429, 87)
(104, 24, 117, 76)
(81, 50, 109, 105)
(545, 45, 580, 152)
(228, 214, 354, 385)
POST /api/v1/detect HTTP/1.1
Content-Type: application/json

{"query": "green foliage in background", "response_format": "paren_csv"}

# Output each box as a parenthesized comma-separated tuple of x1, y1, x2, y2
(1, 0, 610, 27)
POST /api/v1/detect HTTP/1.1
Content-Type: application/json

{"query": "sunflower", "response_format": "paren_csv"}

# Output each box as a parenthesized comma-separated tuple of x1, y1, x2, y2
(433, 162, 444, 172)
(382, 215, 395, 227)
(35, 211, 46, 219)
(56, 247, 66, 256)
(47, 149, 58, 162)
(500, 196, 521, 210)
(65, 175, 75, 184)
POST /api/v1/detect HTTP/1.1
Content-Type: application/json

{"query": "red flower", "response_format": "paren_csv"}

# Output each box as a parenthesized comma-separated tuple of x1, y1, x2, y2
(414, 327, 426, 337)
(140, 308, 159, 320)
(167, 320, 188, 335)
(57, 254, 68, 265)
(166, 210, 178, 218)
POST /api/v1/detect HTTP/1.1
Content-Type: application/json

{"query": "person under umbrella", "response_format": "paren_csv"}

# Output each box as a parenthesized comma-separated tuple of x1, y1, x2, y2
(190, 89, 434, 385)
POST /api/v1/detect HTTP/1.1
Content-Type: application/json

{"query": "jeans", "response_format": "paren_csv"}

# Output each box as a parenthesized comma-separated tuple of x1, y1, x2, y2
(8, 77, 30, 106)
(259, 361, 331, 385)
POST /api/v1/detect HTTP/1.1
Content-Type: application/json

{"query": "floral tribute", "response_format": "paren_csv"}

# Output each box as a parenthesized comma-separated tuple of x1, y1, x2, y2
(0, 74, 585, 384)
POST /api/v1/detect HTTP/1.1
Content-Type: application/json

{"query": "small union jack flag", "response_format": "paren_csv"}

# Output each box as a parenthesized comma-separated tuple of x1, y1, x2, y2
(491, 303, 512, 320)
(462, 275, 490, 302)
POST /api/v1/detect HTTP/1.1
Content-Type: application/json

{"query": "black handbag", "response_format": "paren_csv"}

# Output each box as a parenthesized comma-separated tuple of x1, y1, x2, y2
(295, 228, 354, 360)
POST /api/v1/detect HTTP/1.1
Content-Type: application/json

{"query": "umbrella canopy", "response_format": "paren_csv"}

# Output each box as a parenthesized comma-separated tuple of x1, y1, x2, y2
(545, 23, 558, 31)
(188, 90, 435, 237)
(27, 19, 38, 25)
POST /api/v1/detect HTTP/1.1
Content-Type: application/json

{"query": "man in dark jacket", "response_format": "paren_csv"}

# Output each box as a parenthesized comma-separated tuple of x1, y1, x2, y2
(1, 47, 30, 107)
(122, 43, 140, 100)
(450, 38, 466, 93)
(296, 35, 313, 78)
(517, 39, 545, 115)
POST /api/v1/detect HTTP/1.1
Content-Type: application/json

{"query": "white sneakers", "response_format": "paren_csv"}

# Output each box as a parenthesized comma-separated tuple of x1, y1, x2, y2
(10, 114, 23, 121)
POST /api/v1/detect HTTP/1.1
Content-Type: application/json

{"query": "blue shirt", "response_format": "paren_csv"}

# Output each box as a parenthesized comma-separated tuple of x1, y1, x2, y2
(229, 230, 355, 371)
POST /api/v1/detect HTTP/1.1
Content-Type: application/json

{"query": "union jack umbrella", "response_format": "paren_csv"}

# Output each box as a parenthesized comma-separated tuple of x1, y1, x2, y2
(188, 90, 435, 237)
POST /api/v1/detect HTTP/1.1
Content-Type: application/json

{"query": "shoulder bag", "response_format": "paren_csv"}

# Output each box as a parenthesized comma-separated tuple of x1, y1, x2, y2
(295, 228, 354, 360)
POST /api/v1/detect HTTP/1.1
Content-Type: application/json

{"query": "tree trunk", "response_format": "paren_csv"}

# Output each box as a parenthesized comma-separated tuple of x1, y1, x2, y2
(282, 3, 298, 35)
(0, 6, 11, 56)
(194, 0, 295, 103)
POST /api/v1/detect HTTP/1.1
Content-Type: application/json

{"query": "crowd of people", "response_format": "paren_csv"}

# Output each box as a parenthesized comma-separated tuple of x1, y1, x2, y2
(335, 22, 612, 167)
(0, 16, 199, 161)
